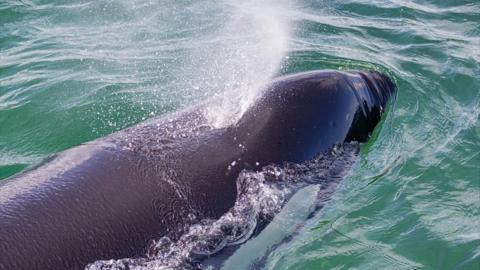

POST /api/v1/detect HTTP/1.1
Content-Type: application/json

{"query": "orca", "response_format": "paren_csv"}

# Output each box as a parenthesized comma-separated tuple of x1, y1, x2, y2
(0, 70, 396, 269)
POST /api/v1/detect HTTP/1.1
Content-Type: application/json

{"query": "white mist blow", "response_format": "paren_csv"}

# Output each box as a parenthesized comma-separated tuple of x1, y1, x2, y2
(185, 0, 293, 128)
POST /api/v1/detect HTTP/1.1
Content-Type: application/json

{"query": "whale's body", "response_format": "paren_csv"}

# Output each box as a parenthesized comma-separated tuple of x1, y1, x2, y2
(0, 70, 396, 269)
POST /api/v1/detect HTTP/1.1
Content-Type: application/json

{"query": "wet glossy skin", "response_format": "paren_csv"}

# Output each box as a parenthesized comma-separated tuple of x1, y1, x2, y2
(0, 70, 396, 270)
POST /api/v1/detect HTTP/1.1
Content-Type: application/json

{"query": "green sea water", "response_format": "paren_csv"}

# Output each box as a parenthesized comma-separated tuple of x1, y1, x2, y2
(0, 0, 479, 269)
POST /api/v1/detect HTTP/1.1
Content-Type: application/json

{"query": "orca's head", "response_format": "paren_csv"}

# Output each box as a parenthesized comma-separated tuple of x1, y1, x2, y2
(235, 70, 397, 163)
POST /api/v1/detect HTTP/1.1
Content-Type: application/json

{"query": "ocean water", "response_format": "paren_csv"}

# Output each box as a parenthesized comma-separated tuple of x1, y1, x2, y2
(0, 0, 479, 269)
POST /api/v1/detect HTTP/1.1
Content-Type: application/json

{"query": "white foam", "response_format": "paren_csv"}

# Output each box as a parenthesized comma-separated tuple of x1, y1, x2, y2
(86, 143, 359, 270)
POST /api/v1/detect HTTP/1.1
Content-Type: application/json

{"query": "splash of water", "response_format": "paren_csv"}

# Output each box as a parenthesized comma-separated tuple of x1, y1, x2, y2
(86, 143, 359, 270)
